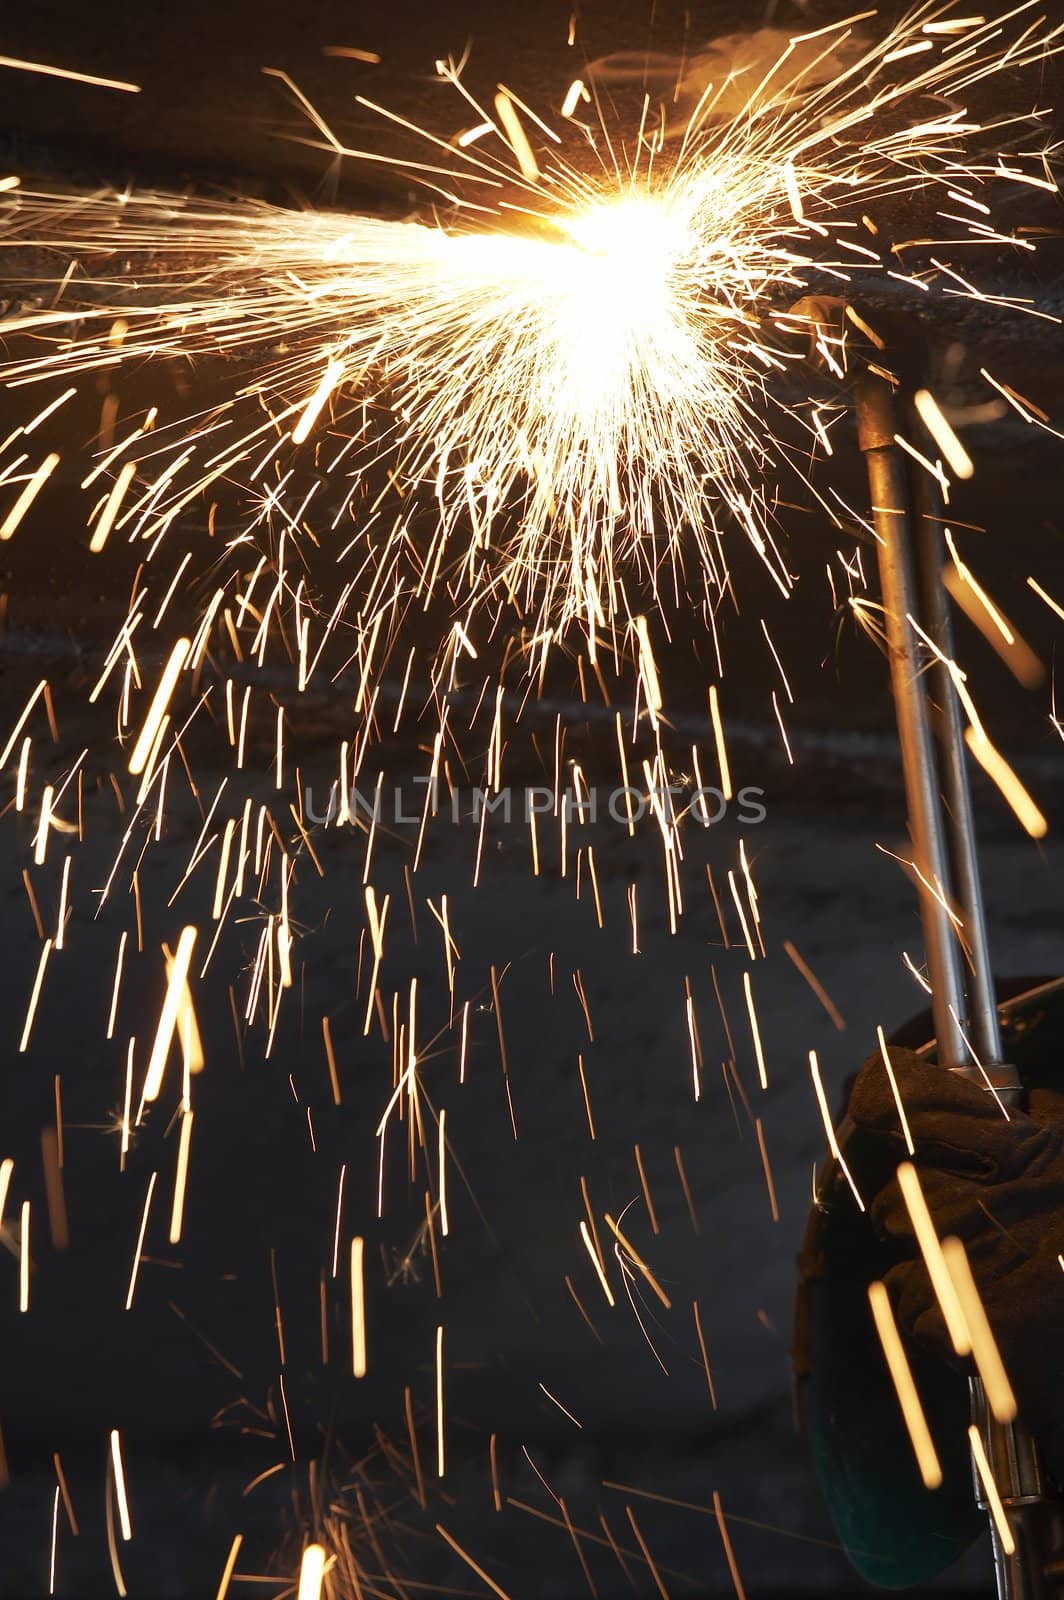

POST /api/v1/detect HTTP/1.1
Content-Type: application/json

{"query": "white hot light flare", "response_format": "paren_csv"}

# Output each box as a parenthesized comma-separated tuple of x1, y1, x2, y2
(0, 2, 1059, 653)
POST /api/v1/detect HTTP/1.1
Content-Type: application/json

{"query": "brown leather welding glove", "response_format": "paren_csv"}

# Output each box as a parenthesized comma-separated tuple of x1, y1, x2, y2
(843, 1046, 1064, 1462)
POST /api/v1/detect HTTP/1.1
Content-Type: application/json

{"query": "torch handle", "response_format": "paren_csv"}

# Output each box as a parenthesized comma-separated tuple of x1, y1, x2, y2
(854, 369, 1063, 1599)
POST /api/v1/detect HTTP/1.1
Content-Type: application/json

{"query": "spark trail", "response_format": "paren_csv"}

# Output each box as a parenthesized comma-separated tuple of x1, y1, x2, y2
(0, 5, 1063, 1592)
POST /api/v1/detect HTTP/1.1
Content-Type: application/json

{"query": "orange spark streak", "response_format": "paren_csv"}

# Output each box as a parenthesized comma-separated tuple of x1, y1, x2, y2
(754, 1119, 779, 1222)
(708, 686, 732, 800)
(19, 937, 53, 1053)
(322, 46, 381, 63)
(351, 1236, 367, 1377)
(539, 1382, 582, 1428)
(0, 53, 140, 92)
(944, 533, 1043, 686)
(561, 79, 586, 117)
(808, 1050, 864, 1211)
(438, 1108, 449, 1235)
(128, 638, 190, 775)
(896, 1162, 970, 1353)
(913, 390, 974, 479)
(107, 931, 127, 1039)
(782, 941, 845, 1029)
(49, 1485, 58, 1595)
(693, 1300, 717, 1408)
(604, 1213, 671, 1310)
(0, 679, 46, 768)
(963, 727, 1047, 838)
(868, 1283, 943, 1490)
(742, 972, 767, 1089)
(579, 1219, 615, 1307)
(0, 452, 60, 540)
(712, 1490, 748, 1600)
(18, 1201, 30, 1311)
(625, 1505, 670, 1600)
(109, 1430, 133, 1540)
(141, 927, 198, 1106)
(435, 1324, 445, 1477)
(214, 1535, 243, 1600)
(943, 1238, 1016, 1422)
(168, 1111, 194, 1244)
(88, 460, 138, 553)
(435, 1525, 515, 1600)
(125, 1172, 157, 1311)
(292, 358, 345, 445)
(493, 91, 540, 183)
(634, 1144, 660, 1235)
(876, 1026, 915, 1155)
(1027, 575, 1064, 623)
(296, 1544, 327, 1600)
(969, 1426, 1015, 1554)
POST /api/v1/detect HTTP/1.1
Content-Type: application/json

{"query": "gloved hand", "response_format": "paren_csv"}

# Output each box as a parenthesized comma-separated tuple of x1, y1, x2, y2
(843, 1045, 1064, 1460)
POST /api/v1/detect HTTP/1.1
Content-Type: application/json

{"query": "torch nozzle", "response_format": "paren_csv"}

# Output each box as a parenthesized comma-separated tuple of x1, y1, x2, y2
(780, 295, 927, 448)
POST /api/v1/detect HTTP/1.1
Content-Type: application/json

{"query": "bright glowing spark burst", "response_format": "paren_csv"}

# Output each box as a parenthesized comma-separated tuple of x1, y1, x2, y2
(0, 3, 1060, 652)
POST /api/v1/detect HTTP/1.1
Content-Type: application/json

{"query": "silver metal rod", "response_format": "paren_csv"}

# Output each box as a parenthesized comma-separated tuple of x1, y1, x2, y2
(907, 439, 1004, 1065)
(854, 369, 969, 1065)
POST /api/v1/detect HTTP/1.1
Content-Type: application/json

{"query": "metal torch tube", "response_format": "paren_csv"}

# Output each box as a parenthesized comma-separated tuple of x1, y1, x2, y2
(853, 370, 968, 1065)
(854, 372, 1057, 1600)
(907, 439, 1005, 1066)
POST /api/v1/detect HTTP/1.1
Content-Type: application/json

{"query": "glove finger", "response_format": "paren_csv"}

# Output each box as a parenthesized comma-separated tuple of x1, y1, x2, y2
(869, 1165, 979, 1246)
(846, 1047, 1059, 1181)
(1025, 1083, 1064, 1130)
